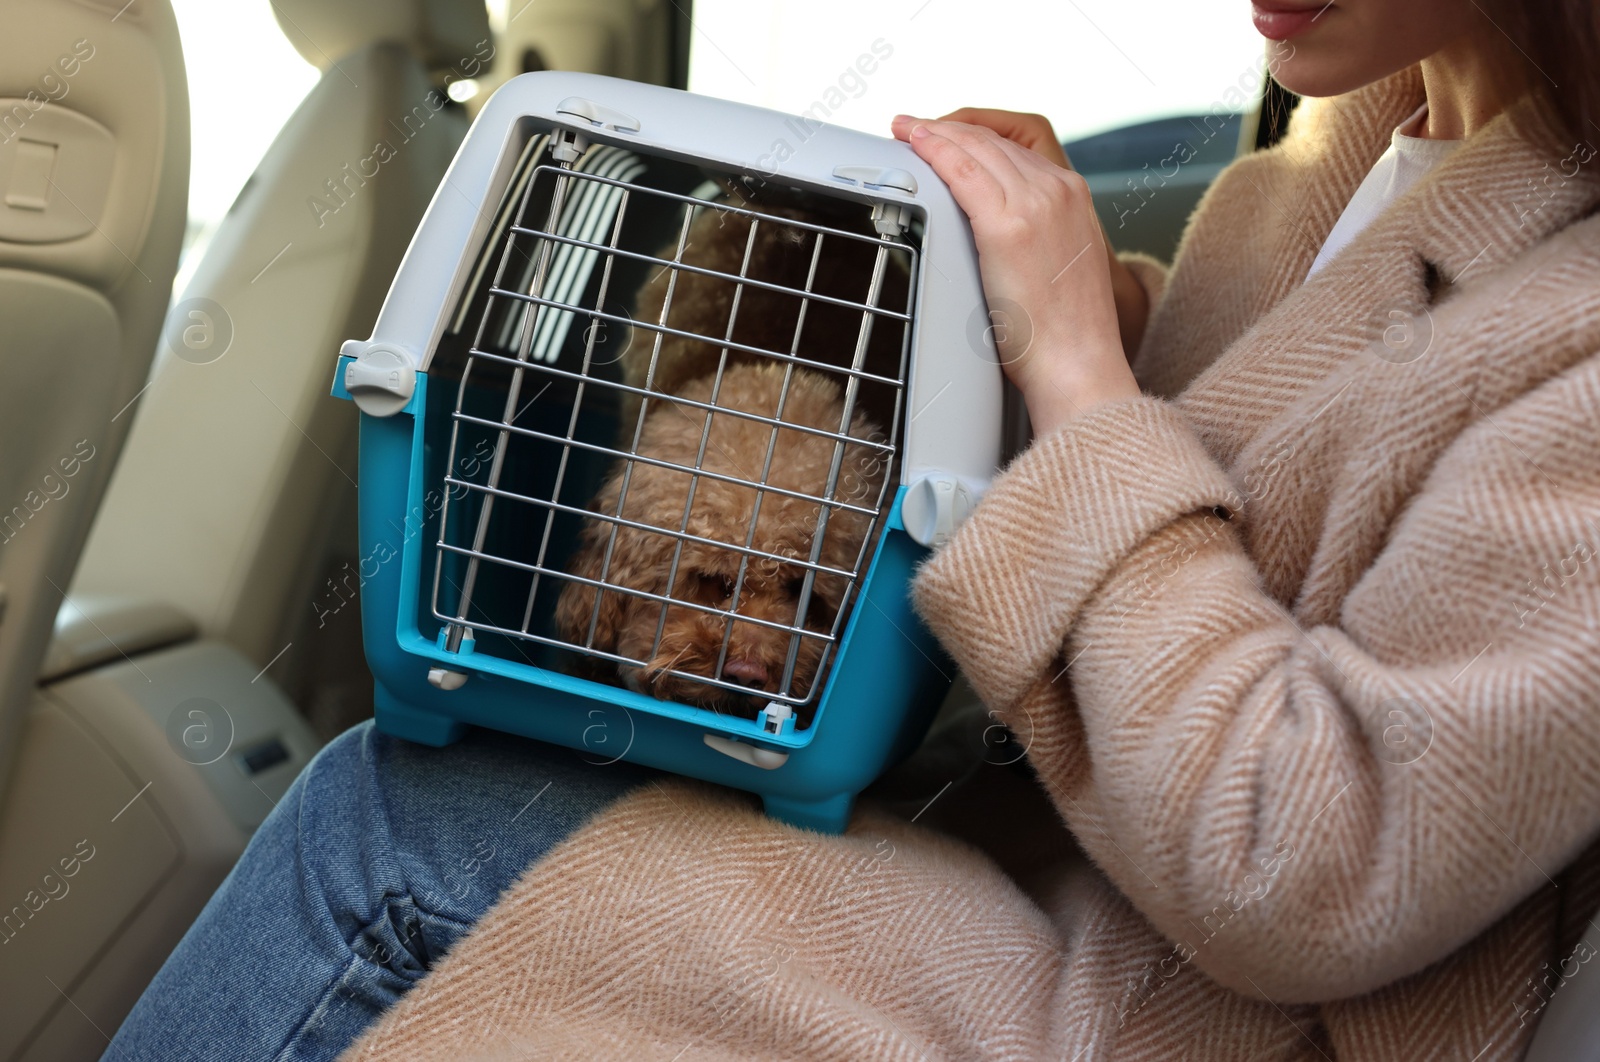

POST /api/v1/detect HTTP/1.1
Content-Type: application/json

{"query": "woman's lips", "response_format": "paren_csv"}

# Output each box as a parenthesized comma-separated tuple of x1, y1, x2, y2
(1251, 0, 1325, 40)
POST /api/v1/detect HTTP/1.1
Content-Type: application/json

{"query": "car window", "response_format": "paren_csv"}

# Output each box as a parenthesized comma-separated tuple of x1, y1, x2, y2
(687, 0, 1267, 149)
(169, 0, 319, 271)
(170, 0, 1266, 273)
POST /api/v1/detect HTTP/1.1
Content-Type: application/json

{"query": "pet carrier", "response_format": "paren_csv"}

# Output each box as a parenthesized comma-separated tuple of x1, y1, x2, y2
(332, 72, 1002, 833)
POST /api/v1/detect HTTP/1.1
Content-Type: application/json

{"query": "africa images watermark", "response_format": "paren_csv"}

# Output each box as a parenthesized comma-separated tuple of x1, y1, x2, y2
(1, 838, 97, 946)
(0, 37, 95, 146)
(311, 436, 497, 628)
(754, 38, 895, 178)
(306, 39, 496, 228)
(1508, 511, 1599, 630)
(1112, 839, 1298, 1027)
(1109, 41, 1296, 230)
(1, 439, 97, 545)
(1513, 138, 1596, 229)
(1108, 437, 1293, 630)
(1512, 934, 1597, 1029)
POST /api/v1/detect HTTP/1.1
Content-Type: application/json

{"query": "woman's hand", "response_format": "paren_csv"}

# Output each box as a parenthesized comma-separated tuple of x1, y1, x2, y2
(905, 109, 1152, 367)
(890, 112, 1147, 435)
(933, 108, 1073, 169)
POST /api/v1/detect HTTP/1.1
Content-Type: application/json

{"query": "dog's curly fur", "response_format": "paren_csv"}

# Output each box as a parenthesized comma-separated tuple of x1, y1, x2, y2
(622, 200, 910, 434)
(555, 362, 886, 720)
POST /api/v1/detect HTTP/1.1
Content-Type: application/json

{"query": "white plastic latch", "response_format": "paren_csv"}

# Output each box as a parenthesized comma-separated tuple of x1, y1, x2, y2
(555, 96, 642, 133)
(427, 667, 468, 691)
(759, 701, 793, 736)
(428, 630, 473, 690)
(341, 341, 417, 417)
(831, 167, 917, 235)
(900, 474, 975, 548)
(831, 166, 918, 194)
(550, 128, 589, 164)
(703, 734, 789, 770)
(870, 202, 913, 236)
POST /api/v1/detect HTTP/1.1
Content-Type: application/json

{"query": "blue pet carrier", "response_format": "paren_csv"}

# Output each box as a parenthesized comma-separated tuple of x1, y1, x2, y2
(332, 72, 1001, 832)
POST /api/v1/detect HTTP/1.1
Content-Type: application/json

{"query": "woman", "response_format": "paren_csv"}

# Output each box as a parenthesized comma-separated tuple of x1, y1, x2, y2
(108, 0, 1600, 1058)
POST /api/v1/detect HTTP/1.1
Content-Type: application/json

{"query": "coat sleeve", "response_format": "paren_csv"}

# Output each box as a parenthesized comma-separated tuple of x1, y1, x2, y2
(911, 361, 1600, 1003)
(1118, 251, 1170, 319)
(1117, 251, 1170, 366)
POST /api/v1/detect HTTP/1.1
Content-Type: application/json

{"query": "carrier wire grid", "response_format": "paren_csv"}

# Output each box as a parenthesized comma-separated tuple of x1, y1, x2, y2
(441, 153, 901, 711)
(333, 72, 1003, 833)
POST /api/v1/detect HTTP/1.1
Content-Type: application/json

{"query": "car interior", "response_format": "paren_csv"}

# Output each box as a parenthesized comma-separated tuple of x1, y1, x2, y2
(1, 1, 1595, 1059)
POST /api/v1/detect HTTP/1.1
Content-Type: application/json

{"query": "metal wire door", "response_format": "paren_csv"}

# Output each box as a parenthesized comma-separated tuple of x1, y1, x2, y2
(431, 129, 917, 711)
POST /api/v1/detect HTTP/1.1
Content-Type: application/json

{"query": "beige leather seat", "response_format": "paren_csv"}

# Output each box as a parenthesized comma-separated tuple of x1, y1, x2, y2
(1, 4, 490, 1058)
(70, 0, 490, 729)
(0, 0, 187, 794)
(0, 0, 189, 1056)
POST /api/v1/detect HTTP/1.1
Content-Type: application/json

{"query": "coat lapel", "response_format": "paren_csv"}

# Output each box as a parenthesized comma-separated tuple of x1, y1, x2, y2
(1176, 83, 1600, 459)
(1166, 81, 1600, 616)
(1131, 68, 1422, 400)
(1412, 98, 1600, 283)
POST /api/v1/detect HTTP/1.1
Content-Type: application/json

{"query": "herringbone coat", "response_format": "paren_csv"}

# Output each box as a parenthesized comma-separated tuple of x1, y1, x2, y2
(341, 67, 1600, 1061)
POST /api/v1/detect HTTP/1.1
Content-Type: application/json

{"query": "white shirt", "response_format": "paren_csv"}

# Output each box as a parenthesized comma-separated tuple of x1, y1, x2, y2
(1305, 105, 1462, 279)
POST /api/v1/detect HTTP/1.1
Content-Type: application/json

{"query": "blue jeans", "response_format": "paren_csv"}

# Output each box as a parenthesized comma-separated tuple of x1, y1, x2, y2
(103, 720, 659, 1062)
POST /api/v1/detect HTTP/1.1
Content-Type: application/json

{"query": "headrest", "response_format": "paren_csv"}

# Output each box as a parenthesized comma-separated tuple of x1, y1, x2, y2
(272, 0, 492, 74)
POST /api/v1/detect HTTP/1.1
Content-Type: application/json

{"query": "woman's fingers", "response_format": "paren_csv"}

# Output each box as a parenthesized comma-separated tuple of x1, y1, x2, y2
(896, 121, 1010, 219)
(890, 112, 1135, 430)
(888, 113, 919, 140)
(935, 107, 1070, 168)
(918, 119, 1027, 185)
(897, 117, 1063, 229)
(970, 121, 1074, 181)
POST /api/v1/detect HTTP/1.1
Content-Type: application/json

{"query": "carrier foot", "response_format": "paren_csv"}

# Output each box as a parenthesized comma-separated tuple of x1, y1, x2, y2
(761, 792, 855, 834)
(373, 691, 466, 747)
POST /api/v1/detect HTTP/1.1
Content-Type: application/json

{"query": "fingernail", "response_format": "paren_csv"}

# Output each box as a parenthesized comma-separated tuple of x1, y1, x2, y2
(910, 123, 930, 139)
(892, 113, 913, 124)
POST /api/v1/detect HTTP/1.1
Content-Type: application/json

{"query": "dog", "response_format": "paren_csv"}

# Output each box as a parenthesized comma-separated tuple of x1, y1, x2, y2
(620, 197, 911, 436)
(554, 361, 886, 721)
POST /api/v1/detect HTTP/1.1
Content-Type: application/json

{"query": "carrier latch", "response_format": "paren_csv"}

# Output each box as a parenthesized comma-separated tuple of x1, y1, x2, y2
(701, 703, 794, 769)
(830, 167, 916, 235)
(427, 666, 468, 691)
(340, 341, 417, 417)
(759, 702, 793, 736)
(428, 629, 474, 690)
(901, 474, 975, 549)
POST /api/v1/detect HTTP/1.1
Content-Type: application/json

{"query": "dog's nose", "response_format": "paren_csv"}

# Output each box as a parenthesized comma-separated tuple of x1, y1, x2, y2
(721, 658, 770, 689)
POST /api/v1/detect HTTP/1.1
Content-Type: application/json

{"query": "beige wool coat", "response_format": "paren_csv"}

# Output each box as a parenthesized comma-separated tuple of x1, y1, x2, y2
(339, 67, 1600, 1060)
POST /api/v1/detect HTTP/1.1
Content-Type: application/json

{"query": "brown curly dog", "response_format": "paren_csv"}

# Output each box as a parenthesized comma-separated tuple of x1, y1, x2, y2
(555, 361, 887, 721)
(621, 198, 911, 436)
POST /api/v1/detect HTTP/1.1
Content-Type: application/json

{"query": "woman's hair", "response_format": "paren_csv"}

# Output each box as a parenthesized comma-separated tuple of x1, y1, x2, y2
(1481, 0, 1600, 145)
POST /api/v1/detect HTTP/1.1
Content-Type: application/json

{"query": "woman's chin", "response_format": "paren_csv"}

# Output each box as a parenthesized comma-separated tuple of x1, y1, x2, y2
(1267, 52, 1398, 101)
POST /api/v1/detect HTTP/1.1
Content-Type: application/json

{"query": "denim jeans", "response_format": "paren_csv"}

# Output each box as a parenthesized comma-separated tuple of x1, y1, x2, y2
(103, 720, 659, 1062)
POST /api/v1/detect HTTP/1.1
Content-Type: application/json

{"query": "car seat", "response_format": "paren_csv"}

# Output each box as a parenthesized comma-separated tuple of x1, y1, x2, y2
(70, 0, 490, 730)
(0, 0, 188, 1055)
